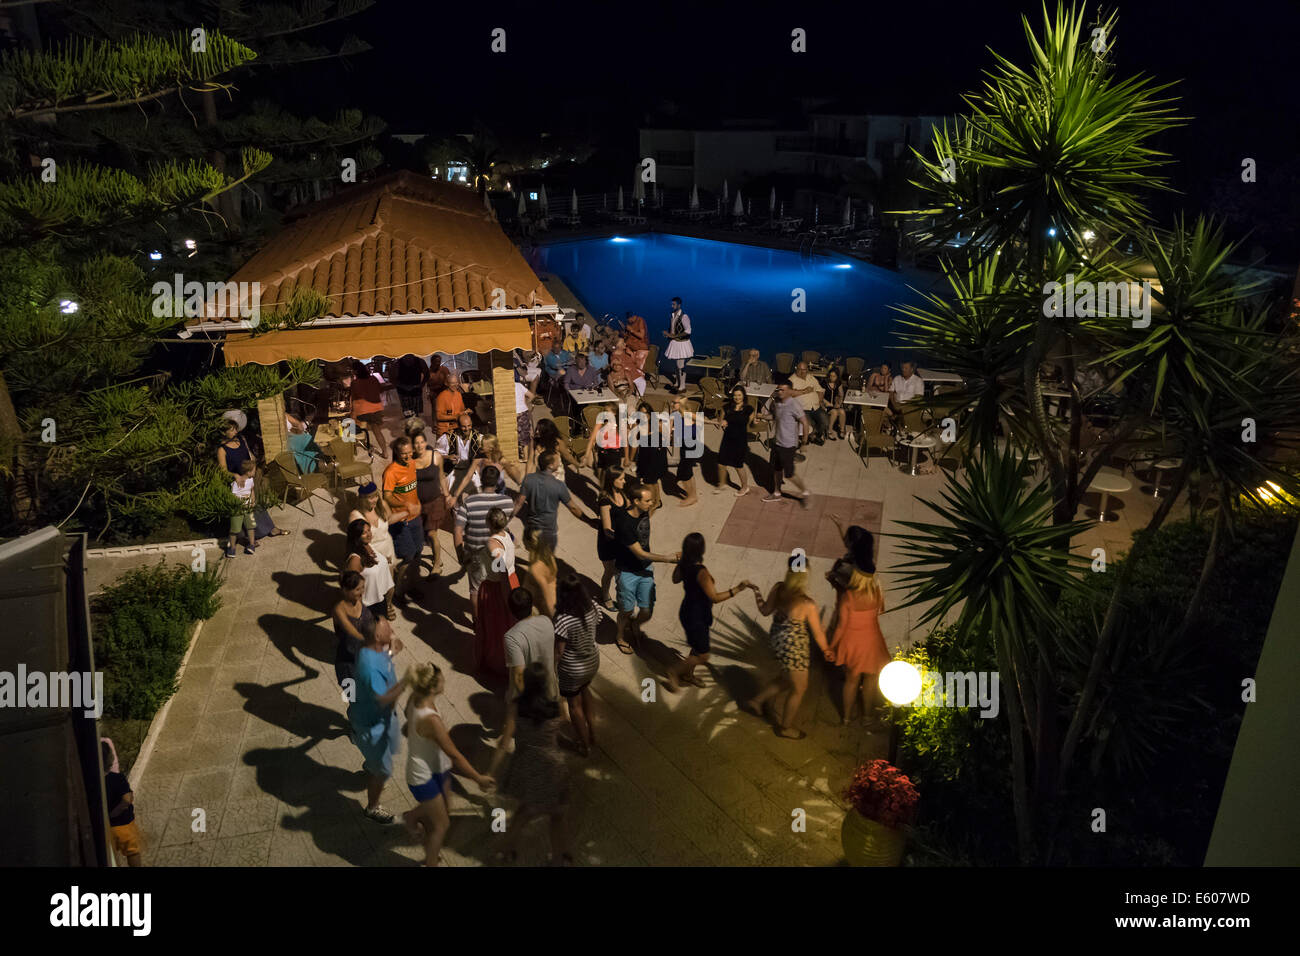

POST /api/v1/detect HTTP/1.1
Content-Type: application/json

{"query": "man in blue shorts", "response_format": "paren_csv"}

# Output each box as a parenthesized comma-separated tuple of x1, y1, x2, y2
(610, 483, 680, 654)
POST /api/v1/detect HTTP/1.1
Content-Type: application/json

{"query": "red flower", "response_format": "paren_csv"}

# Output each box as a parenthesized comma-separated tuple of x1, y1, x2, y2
(843, 759, 920, 829)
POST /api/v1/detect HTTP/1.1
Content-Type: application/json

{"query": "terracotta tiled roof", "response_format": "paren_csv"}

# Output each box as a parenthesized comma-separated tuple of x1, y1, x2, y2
(192, 171, 555, 325)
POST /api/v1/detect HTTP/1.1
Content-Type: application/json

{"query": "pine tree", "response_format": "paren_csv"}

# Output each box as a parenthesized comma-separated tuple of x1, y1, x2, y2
(0, 12, 333, 536)
(54, 0, 385, 240)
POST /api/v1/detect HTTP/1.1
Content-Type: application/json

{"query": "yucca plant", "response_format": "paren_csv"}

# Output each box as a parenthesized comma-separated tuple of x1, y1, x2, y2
(900, 2, 1183, 514)
(1058, 229, 1300, 783)
(892, 445, 1092, 860)
(893, 255, 1035, 451)
(909, 3, 1181, 261)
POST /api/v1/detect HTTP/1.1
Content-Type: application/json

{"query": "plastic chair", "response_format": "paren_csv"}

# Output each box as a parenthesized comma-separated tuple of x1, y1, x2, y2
(855, 407, 892, 467)
(553, 415, 590, 459)
(642, 344, 661, 388)
(899, 401, 930, 438)
(747, 395, 773, 448)
(330, 439, 373, 489)
(774, 353, 795, 375)
(273, 451, 331, 514)
(845, 356, 866, 377)
(698, 376, 727, 419)
(582, 404, 606, 437)
(801, 350, 821, 367)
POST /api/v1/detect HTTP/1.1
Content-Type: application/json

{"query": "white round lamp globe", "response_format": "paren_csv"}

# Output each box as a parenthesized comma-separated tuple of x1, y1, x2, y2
(879, 660, 922, 706)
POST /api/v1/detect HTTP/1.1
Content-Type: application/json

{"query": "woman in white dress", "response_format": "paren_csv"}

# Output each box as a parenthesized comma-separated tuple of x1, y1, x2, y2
(663, 296, 695, 393)
(348, 482, 397, 569)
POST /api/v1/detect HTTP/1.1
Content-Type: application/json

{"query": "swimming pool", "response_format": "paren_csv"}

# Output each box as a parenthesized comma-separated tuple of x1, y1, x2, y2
(536, 233, 939, 364)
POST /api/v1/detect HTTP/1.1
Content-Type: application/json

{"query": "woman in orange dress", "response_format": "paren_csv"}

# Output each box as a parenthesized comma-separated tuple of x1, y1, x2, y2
(828, 560, 890, 726)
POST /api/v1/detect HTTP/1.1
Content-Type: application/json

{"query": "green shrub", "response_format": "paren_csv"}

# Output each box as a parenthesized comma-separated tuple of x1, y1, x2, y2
(93, 561, 222, 720)
(897, 627, 1018, 865)
(900, 513, 1295, 865)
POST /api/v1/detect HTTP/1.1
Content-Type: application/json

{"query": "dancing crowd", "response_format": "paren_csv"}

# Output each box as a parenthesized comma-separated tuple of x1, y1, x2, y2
(211, 311, 893, 867)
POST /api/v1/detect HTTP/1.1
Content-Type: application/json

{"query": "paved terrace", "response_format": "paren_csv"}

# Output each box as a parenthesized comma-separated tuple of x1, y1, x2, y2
(97, 393, 1181, 867)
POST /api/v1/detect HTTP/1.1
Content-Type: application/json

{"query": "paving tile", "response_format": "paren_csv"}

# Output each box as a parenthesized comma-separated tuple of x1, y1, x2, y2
(209, 832, 273, 867)
(267, 826, 318, 867)
(135, 771, 183, 815)
(158, 804, 224, 846)
(149, 842, 216, 867)
(175, 768, 234, 809)
(217, 796, 280, 838)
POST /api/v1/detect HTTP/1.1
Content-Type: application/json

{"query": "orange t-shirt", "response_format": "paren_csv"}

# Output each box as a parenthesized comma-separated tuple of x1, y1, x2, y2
(351, 377, 383, 416)
(383, 460, 420, 516)
(624, 315, 649, 351)
(435, 388, 465, 435)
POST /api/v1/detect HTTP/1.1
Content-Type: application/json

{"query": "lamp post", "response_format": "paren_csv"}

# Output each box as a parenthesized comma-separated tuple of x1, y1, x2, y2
(878, 660, 922, 764)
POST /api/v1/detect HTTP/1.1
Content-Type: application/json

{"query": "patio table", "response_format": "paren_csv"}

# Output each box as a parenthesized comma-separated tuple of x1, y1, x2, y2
(843, 389, 889, 409)
(1088, 468, 1132, 522)
(567, 387, 622, 406)
(1149, 457, 1182, 498)
(918, 368, 962, 385)
(687, 355, 728, 370)
(898, 433, 938, 476)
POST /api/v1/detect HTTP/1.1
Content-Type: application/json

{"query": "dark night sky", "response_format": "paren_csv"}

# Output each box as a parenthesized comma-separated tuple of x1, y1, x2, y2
(283, 0, 1299, 254)
(344, 0, 1298, 136)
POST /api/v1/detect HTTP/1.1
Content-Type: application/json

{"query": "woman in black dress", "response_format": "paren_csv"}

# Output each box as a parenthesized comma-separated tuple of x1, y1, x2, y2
(634, 400, 669, 512)
(717, 385, 756, 496)
(824, 367, 847, 440)
(408, 422, 453, 576)
(596, 466, 628, 609)
(663, 533, 756, 691)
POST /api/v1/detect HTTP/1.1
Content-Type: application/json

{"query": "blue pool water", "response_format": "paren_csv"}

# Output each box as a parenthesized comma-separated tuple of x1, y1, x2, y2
(536, 233, 937, 364)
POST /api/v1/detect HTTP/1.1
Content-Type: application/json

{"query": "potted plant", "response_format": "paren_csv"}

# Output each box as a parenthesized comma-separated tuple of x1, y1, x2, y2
(841, 758, 919, 866)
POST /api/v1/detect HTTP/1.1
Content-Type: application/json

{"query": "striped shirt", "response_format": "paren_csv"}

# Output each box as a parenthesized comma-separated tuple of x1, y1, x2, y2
(554, 604, 601, 695)
(454, 492, 516, 550)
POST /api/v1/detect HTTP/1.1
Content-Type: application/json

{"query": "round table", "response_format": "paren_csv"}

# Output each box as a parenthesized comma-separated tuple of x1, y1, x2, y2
(994, 438, 1042, 467)
(898, 434, 938, 476)
(1088, 469, 1132, 522)
(1150, 457, 1182, 498)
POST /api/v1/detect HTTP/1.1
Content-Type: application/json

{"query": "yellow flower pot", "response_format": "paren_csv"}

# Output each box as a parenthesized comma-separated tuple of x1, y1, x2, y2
(841, 810, 906, 866)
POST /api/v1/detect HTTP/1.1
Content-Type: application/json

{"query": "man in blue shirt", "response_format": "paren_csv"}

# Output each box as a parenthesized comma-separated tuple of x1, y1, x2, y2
(542, 339, 573, 411)
(543, 339, 572, 382)
(349, 621, 407, 824)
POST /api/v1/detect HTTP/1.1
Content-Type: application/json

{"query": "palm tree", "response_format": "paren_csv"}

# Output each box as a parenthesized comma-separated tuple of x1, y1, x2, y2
(1058, 219, 1300, 782)
(902, 2, 1182, 524)
(890, 2, 1300, 857)
(893, 446, 1092, 861)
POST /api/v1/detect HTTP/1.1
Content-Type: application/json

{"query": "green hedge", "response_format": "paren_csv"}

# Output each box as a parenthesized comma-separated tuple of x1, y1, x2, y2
(93, 561, 222, 721)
